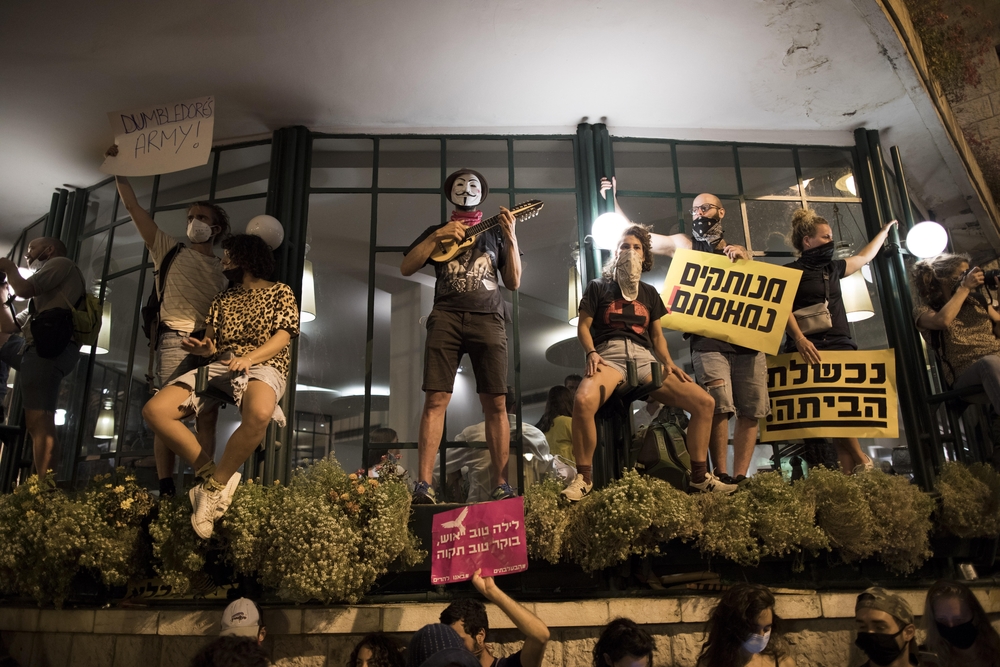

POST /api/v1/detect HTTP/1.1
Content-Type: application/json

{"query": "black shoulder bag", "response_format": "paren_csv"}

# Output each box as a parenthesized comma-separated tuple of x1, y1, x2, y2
(140, 243, 184, 346)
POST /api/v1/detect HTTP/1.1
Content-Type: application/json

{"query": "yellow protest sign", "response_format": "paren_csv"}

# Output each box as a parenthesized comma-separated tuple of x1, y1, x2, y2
(660, 249, 801, 355)
(760, 350, 899, 442)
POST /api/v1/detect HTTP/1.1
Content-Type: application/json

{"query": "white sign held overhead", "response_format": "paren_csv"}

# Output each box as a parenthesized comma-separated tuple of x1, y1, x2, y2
(100, 96, 215, 177)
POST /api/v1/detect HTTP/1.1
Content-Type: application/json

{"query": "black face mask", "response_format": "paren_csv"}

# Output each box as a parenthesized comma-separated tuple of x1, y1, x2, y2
(937, 620, 978, 649)
(855, 630, 905, 666)
(691, 216, 723, 245)
(801, 240, 835, 267)
(223, 268, 245, 284)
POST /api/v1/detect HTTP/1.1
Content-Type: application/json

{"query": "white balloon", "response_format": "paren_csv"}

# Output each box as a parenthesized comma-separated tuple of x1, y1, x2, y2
(246, 215, 284, 249)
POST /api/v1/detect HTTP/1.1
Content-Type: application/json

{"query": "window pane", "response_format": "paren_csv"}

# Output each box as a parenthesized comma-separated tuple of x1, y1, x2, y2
(152, 208, 189, 241)
(110, 220, 147, 273)
(677, 145, 738, 195)
(738, 147, 799, 198)
(377, 193, 440, 247)
(799, 149, 856, 198)
(311, 138, 374, 189)
(810, 202, 870, 256)
(612, 142, 675, 193)
(745, 200, 801, 254)
(446, 139, 509, 190)
(378, 139, 441, 189)
(156, 160, 212, 206)
(84, 180, 118, 235)
(77, 231, 110, 293)
(215, 144, 271, 198)
(513, 140, 575, 189)
(613, 196, 681, 291)
(217, 197, 266, 235)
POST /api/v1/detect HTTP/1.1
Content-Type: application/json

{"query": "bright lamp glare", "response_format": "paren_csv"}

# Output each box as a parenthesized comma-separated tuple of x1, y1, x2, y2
(906, 221, 948, 258)
(591, 213, 629, 251)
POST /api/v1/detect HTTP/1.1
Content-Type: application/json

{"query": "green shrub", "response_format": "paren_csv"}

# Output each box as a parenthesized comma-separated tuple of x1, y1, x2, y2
(800, 466, 877, 563)
(935, 462, 1000, 538)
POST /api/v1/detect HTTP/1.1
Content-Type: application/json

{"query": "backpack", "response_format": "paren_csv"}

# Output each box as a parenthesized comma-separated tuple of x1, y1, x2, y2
(630, 409, 691, 491)
(140, 243, 183, 344)
(71, 292, 103, 347)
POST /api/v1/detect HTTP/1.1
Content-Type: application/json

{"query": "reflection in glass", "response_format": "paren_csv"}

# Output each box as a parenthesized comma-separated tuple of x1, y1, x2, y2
(84, 180, 118, 235)
(378, 139, 441, 189)
(215, 144, 271, 198)
(77, 231, 110, 292)
(311, 138, 374, 189)
(612, 142, 674, 193)
(738, 147, 799, 198)
(513, 140, 575, 189)
(677, 144, 738, 195)
(799, 149, 856, 198)
(745, 200, 802, 254)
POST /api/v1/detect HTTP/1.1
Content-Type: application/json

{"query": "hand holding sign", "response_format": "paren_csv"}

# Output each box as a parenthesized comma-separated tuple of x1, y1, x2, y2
(101, 95, 215, 177)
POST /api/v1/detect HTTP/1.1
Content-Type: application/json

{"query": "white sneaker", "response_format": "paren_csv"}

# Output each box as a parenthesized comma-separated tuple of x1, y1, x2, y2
(189, 472, 241, 539)
(853, 454, 875, 474)
(688, 471, 738, 495)
(560, 474, 593, 502)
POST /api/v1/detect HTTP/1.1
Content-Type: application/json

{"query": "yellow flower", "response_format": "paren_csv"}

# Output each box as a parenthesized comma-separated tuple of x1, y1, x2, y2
(349, 473, 358, 481)
(368, 479, 379, 487)
(121, 498, 134, 510)
(357, 485, 366, 495)
(113, 485, 125, 494)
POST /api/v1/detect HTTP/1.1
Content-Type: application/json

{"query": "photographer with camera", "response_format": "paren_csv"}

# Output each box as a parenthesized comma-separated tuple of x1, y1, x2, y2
(913, 254, 1000, 416)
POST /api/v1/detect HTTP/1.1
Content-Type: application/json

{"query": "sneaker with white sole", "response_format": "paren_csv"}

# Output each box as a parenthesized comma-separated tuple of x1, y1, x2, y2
(688, 471, 738, 495)
(189, 472, 241, 539)
(560, 474, 593, 502)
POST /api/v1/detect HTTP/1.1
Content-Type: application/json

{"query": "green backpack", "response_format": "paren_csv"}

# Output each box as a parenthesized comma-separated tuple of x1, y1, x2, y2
(71, 292, 103, 347)
(631, 409, 691, 491)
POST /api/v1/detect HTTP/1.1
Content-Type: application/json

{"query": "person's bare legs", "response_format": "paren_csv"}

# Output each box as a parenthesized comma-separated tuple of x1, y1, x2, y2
(570, 367, 623, 470)
(706, 400, 732, 475)
(480, 392, 509, 488)
(648, 376, 714, 462)
(417, 390, 452, 484)
(195, 405, 219, 459)
(142, 385, 211, 471)
(24, 409, 56, 481)
(213, 381, 275, 484)
(732, 416, 759, 478)
(834, 437, 867, 474)
(153, 436, 175, 480)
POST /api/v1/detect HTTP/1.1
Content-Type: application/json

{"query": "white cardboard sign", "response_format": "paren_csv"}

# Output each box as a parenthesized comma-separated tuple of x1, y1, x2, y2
(100, 95, 215, 176)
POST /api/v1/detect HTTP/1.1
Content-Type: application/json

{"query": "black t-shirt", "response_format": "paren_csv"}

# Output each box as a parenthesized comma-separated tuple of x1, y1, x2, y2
(786, 258, 853, 343)
(493, 651, 522, 667)
(580, 279, 667, 350)
(406, 223, 507, 315)
(688, 238, 757, 355)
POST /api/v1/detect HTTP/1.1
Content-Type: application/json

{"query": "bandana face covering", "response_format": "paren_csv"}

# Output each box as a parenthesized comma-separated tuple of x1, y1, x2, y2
(936, 620, 978, 650)
(800, 240, 835, 268)
(615, 248, 643, 301)
(854, 630, 905, 666)
(691, 215, 723, 246)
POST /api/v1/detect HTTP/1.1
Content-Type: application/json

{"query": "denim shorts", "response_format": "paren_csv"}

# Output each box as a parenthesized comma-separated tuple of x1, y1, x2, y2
(169, 361, 288, 427)
(691, 350, 770, 419)
(156, 330, 208, 388)
(595, 338, 658, 389)
(0, 335, 80, 412)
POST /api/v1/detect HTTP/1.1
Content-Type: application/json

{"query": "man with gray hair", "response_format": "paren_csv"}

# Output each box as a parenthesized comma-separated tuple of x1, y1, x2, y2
(0, 237, 86, 481)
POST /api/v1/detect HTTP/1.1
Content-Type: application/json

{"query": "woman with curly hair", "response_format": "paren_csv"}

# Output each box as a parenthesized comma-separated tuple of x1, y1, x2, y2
(561, 225, 727, 501)
(783, 208, 896, 474)
(349, 633, 406, 667)
(697, 583, 795, 667)
(913, 253, 1000, 414)
(535, 385, 575, 462)
(144, 233, 299, 540)
(922, 579, 1000, 666)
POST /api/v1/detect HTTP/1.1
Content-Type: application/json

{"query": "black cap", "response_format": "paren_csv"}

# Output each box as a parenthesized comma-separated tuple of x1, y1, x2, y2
(443, 169, 489, 208)
(407, 624, 481, 667)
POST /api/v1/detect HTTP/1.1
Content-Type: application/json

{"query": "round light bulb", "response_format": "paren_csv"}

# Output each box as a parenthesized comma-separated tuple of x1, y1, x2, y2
(906, 221, 948, 258)
(591, 212, 630, 251)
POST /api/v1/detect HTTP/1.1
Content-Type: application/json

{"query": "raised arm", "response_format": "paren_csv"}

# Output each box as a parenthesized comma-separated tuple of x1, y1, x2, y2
(471, 571, 549, 667)
(0, 285, 18, 334)
(844, 220, 897, 276)
(498, 207, 521, 290)
(106, 146, 159, 248)
(650, 232, 692, 257)
(916, 268, 981, 330)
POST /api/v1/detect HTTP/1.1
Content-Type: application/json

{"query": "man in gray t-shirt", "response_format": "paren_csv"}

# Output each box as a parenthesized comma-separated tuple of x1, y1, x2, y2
(0, 237, 86, 480)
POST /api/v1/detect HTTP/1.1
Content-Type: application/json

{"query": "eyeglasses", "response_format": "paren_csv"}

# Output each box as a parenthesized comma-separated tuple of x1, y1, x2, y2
(690, 204, 722, 216)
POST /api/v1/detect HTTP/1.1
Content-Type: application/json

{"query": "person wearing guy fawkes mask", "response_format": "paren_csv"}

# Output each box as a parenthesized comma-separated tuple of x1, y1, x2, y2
(853, 587, 920, 667)
(401, 169, 521, 504)
(599, 177, 760, 485)
(784, 208, 896, 474)
(107, 145, 229, 499)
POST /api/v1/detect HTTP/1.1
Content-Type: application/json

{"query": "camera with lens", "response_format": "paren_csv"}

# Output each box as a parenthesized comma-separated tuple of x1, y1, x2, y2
(985, 269, 1000, 289)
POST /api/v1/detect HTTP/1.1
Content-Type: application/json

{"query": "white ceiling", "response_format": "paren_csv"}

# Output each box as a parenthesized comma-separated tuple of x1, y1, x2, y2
(0, 0, 989, 249)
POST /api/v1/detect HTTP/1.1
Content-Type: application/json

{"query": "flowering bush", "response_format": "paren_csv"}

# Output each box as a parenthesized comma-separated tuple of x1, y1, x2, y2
(696, 490, 759, 566)
(800, 466, 877, 563)
(857, 469, 935, 575)
(149, 493, 210, 595)
(523, 478, 571, 564)
(745, 472, 829, 562)
(935, 461, 1000, 538)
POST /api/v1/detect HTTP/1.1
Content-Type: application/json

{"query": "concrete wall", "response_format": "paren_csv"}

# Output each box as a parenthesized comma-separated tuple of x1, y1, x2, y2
(953, 48, 1000, 147)
(2, 588, 1000, 667)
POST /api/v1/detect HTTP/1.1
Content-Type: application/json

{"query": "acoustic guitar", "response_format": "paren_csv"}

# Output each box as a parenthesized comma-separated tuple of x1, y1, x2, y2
(430, 200, 544, 263)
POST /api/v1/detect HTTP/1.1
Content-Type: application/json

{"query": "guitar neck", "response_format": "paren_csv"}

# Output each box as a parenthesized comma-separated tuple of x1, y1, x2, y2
(464, 212, 504, 237)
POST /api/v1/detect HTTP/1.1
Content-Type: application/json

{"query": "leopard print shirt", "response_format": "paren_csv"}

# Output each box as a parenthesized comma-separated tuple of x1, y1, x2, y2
(207, 282, 299, 377)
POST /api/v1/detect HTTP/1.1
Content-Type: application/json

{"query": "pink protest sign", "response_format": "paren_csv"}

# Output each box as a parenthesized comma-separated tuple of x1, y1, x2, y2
(431, 497, 528, 585)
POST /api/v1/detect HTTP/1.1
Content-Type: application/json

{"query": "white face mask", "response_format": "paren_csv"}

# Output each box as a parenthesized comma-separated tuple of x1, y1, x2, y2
(742, 630, 771, 654)
(186, 220, 215, 244)
(450, 175, 482, 208)
(615, 248, 643, 301)
(27, 249, 49, 272)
